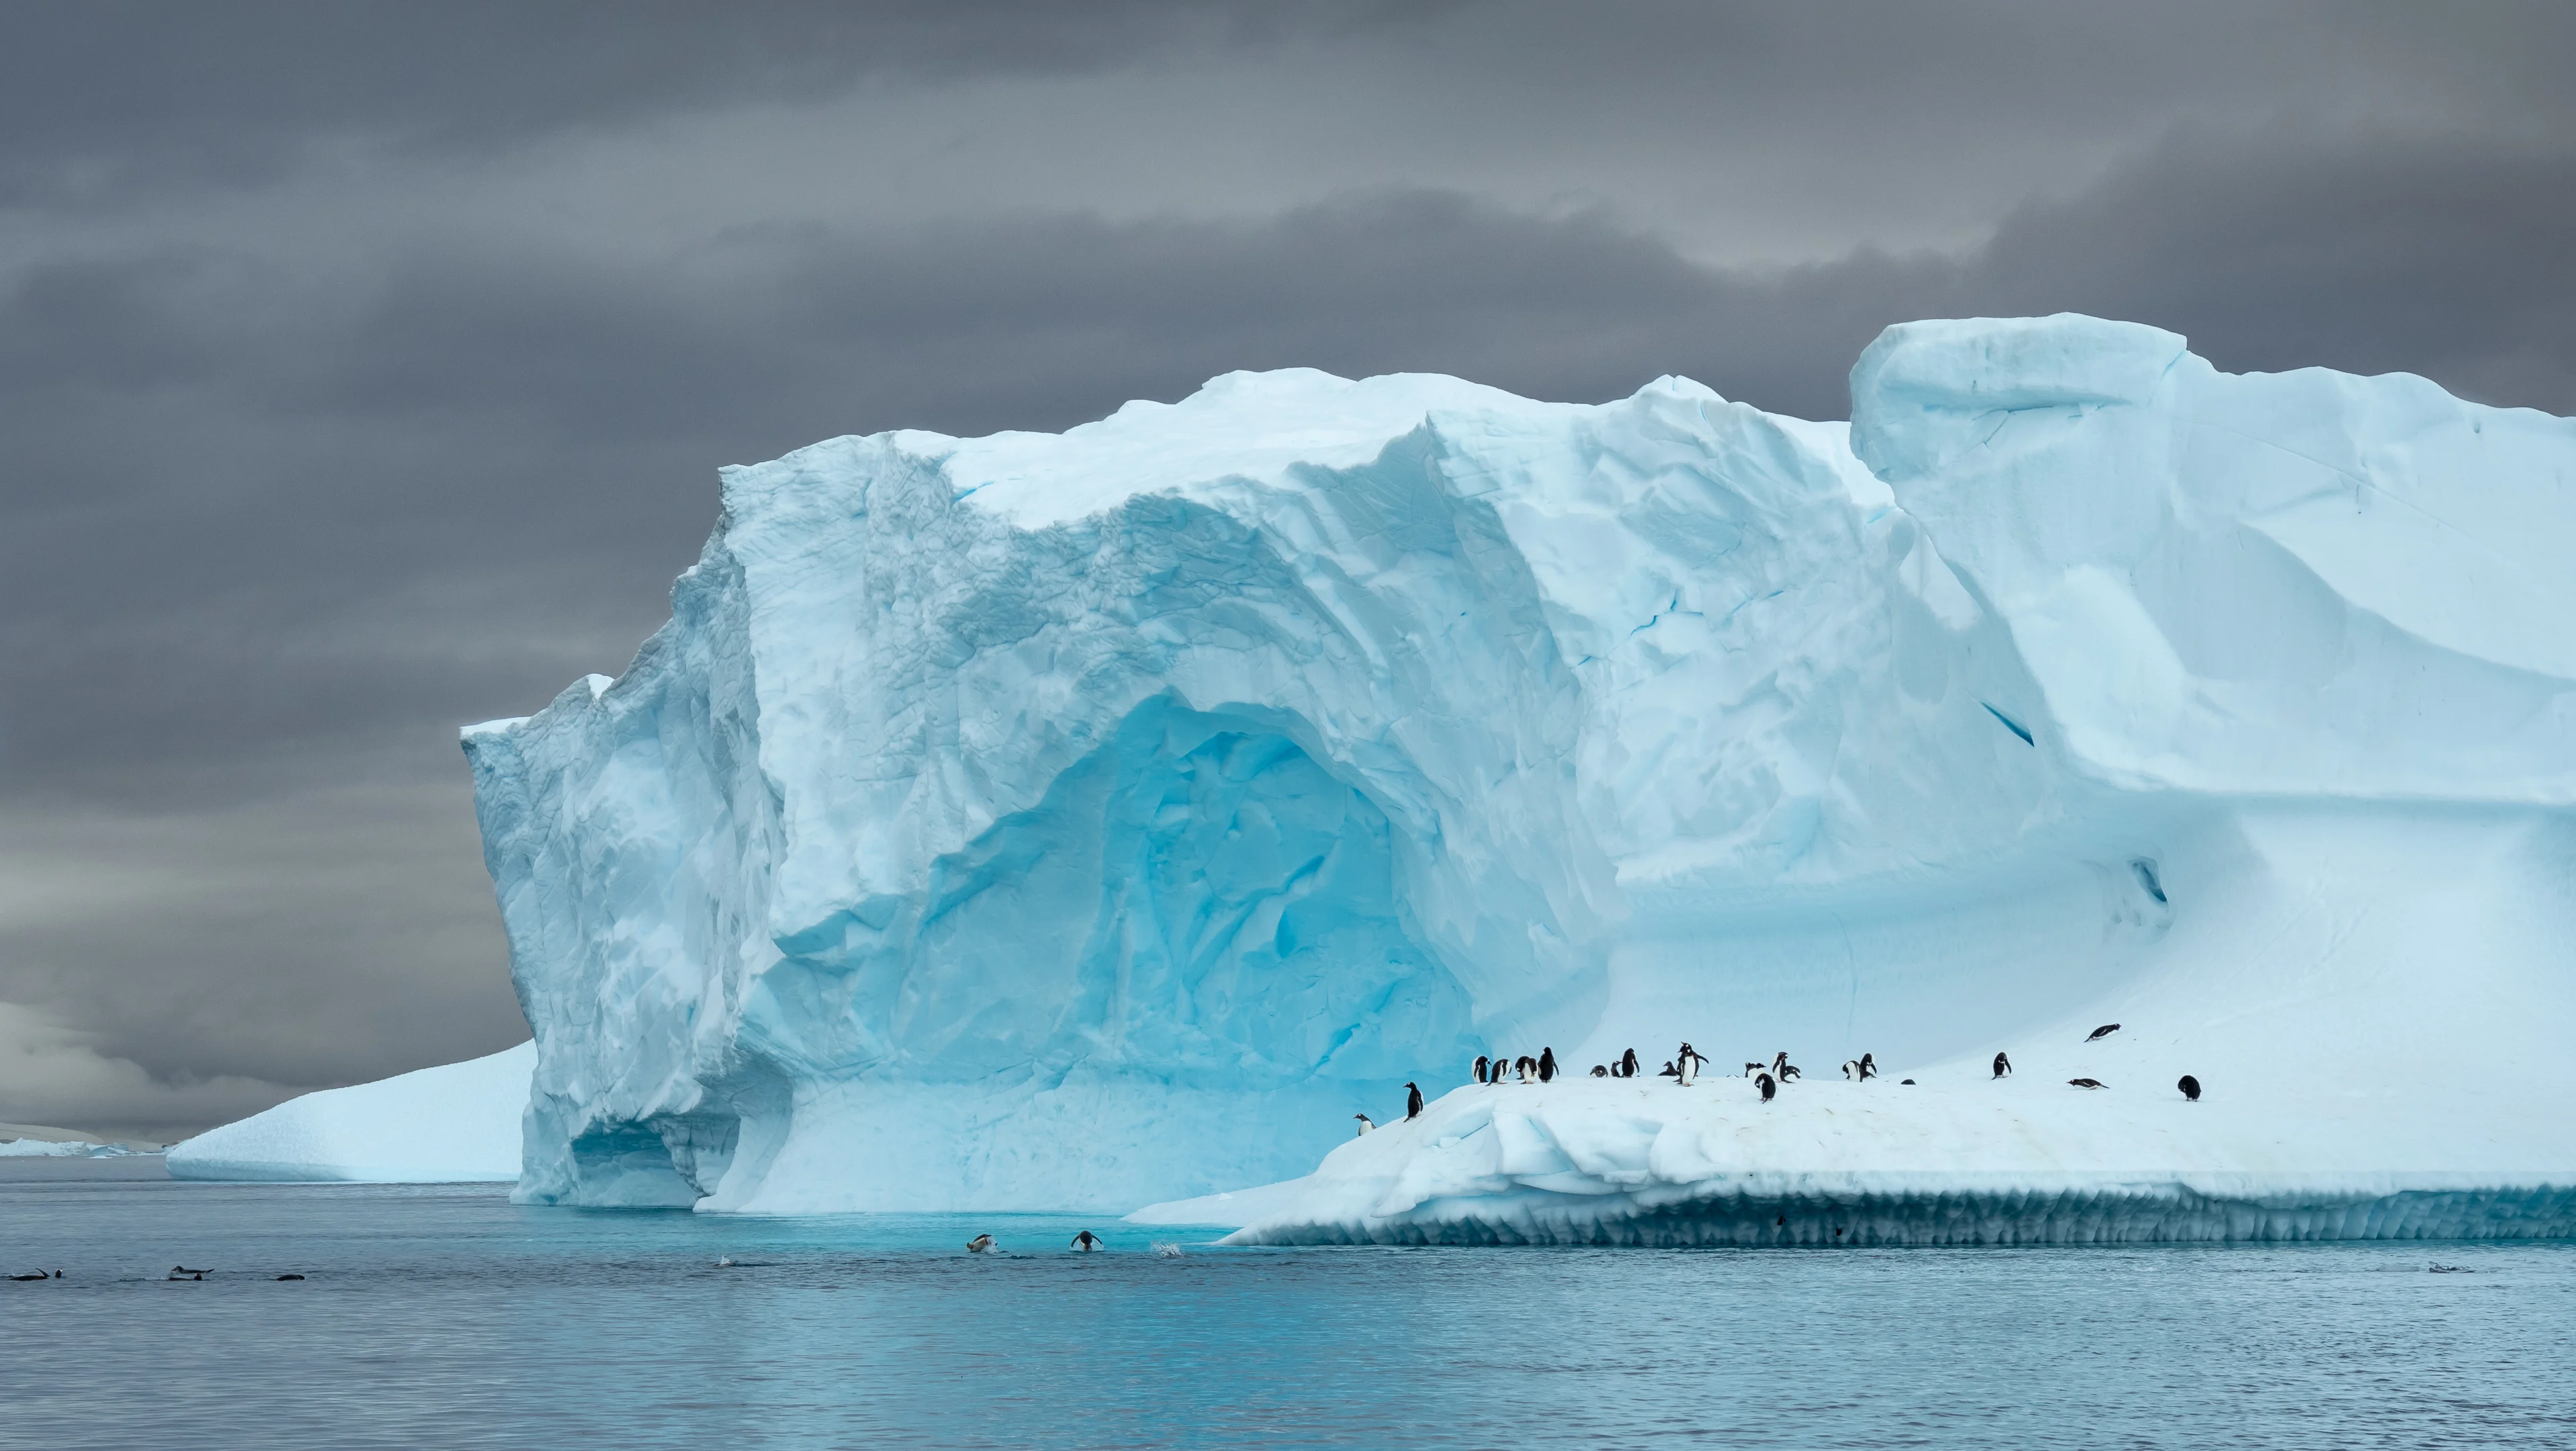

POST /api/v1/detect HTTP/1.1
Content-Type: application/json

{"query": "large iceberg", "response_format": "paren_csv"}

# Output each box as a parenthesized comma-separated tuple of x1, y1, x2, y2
(464, 315, 2576, 1234)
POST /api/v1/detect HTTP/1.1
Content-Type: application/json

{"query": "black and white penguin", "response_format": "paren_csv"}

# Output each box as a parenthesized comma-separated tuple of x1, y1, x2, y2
(1860, 1053, 1878, 1081)
(1516, 1055, 1537, 1083)
(1405, 1082, 1426, 1119)
(1072, 1230, 1104, 1252)
(1658, 1060, 1679, 1078)
(1474, 1055, 1491, 1084)
(1675, 1042, 1706, 1086)
(967, 1234, 996, 1253)
(2178, 1075, 2202, 1102)
(1754, 1071, 1776, 1103)
(1842, 1059, 1864, 1081)
(2086, 1023, 2122, 1042)
(1992, 1052, 2012, 1079)
(1770, 1052, 1800, 1082)
(8, 1271, 46, 1281)
(1590, 1064, 1609, 1077)
(274, 1273, 305, 1281)
(2068, 1077, 2106, 1089)
(1743, 1061, 1766, 1077)
(1538, 1047, 1558, 1083)
(1353, 1113, 1375, 1136)
(1619, 1048, 1640, 1079)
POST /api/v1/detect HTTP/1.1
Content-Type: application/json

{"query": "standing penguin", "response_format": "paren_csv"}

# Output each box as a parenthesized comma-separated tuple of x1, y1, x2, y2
(1770, 1051, 1801, 1082)
(1992, 1052, 2012, 1079)
(1676, 1042, 1707, 1086)
(1842, 1060, 1864, 1081)
(1515, 1055, 1538, 1083)
(1619, 1048, 1640, 1079)
(2178, 1075, 2202, 1102)
(1538, 1047, 1558, 1083)
(1859, 1053, 1878, 1081)
(1405, 1083, 1426, 1120)
(1474, 1055, 1491, 1085)
(1353, 1114, 1375, 1136)
(1754, 1071, 1777, 1104)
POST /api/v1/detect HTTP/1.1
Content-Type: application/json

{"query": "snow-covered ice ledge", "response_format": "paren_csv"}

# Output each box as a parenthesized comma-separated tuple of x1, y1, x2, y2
(1134, 1075, 2576, 1246)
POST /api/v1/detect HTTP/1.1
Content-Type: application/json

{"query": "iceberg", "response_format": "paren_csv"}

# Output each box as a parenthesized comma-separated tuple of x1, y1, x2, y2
(166, 1042, 532, 1183)
(464, 315, 2576, 1233)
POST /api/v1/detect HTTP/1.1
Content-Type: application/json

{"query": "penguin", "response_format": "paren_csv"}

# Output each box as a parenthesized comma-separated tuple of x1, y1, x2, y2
(2086, 1023, 2122, 1042)
(1770, 1052, 1801, 1082)
(1538, 1047, 1558, 1083)
(172, 1265, 206, 1275)
(2068, 1077, 2106, 1089)
(1590, 1065, 1609, 1077)
(168, 1271, 203, 1281)
(2178, 1074, 2202, 1102)
(1842, 1060, 1863, 1081)
(1658, 1060, 1679, 1078)
(1619, 1048, 1640, 1079)
(1352, 1113, 1375, 1136)
(1474, 1055, 1491, 1085)
(274, 1274, 305, 1281)
(1072, 1230, 1104, 1252)
(1754, 1071, 1776, 1103)
(1515, 1055, 1537, 1083)
(1675, 1042, 1706, 1086)
(1992, 1052, 2012, 1079)
(1743, 1061, 1766, 1078)
(9, 1271, 46, 1281)
(1405, 1082, 1426, 1120)
(967, 1234, 996, 1253)
(1860, 1053, 1878, 1081)
(1899, 1079, 1916, 1085)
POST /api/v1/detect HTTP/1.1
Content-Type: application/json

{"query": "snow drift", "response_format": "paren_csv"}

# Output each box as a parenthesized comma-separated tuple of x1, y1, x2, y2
(166, 1042, 532, 1183)
(464, 314, 2576, 1234)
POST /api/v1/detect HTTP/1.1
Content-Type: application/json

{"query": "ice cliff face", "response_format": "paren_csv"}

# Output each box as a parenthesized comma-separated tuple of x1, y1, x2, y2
(466, 315, 2576, 1219)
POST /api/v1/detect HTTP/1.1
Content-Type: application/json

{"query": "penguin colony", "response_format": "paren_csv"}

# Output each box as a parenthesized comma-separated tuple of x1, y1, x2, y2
(1392, 1018, 2202, 1126)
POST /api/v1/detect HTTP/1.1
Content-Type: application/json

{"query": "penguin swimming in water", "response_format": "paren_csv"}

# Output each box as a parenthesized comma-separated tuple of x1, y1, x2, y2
(1754, 1071, 1776, 1103)
(1590, 1064, 1609, 1077)
(967, 1234, 996, 1253)
(1860, 1053, 1878, 1081)
(1474, 1055, 1491, 1084)
(1072, 1230, 1104, 1252)
(2086, 1023, 2122, 1042)
(1353, 1113, 1375, 1136)
(9, 1271, 47, 1281)
(1405, 1082, 1426, 1120)
(274, 1273, 305, 1281)
(2068, 1077, 2107, 1089)
(2178, 1075, 2202, 1101)
(1538, 1047, 1558, 1083)
(1992, 1052, 2012, 1079)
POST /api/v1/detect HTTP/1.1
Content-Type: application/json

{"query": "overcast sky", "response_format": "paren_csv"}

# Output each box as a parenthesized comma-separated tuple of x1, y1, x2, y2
(5, 1, 2572, 1139)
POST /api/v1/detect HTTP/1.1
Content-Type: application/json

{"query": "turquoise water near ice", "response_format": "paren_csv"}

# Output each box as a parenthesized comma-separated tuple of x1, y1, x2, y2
(5, 1159, 2573, 1448)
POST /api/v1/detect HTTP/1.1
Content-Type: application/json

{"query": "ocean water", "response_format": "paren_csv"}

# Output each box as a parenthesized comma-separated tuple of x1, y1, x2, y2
(3, 1160, 2572, 1450)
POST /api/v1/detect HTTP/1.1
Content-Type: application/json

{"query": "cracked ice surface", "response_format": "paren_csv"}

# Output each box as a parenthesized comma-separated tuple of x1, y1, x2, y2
(460, 315, 2576, 1224)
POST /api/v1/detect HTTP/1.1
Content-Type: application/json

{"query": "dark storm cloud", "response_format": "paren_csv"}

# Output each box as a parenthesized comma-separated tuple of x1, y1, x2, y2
(3, 3, 2570, 1138)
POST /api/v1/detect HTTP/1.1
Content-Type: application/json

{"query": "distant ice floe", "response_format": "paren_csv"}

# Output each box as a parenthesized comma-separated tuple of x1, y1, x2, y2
(166, 1043, 531, 1183)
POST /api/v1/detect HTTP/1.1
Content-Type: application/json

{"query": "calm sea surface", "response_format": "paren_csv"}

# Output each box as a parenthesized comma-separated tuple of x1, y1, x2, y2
(3, 1159, 2572, 1450)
